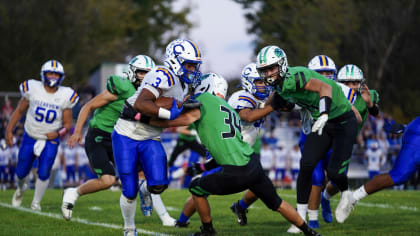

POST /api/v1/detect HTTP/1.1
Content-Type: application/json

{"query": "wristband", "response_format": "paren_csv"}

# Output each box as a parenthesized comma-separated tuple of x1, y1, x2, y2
(58, 128, 67, 137)
(200, 163, 206, 171)
(319, 96, 332, 115)
(368, 104, 379, 116)
(134, 113, 141, 121)
(158, 108, 171, 120)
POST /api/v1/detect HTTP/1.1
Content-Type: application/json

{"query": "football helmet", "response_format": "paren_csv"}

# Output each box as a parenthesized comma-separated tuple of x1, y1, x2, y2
(337, 64, 365, 92)
(194, 73, 228, 99)
(308, 55, 337, 80)
(241, 63, 270, 100)
(256, 46, 288, 85)
(164, 39, 203, 84)
(126, 55, 155, 86)
(40, 60, 65, 87)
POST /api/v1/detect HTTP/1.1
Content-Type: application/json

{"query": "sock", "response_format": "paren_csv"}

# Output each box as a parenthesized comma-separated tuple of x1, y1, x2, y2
(202, 221, 214, 232)
(32, 178, 49, 204)
(297, 222, 313, 234)
(239, 199, 249, 210)
(178, 212, 189, 223)
(297, 204, 308, 222)
(17, 178, 26, 190)
(353, 186, 368, 201)
(308, 209, 318, 221)
(120, 194, 137, 229)
(151, 194, 167, 217)
(323, 190, 332, 200)
(75, 187, 82, 197)
(139, 181, 150, 196)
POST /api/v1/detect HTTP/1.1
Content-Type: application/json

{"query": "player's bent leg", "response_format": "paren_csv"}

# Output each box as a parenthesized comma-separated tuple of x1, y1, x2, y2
(176, 196, 195, 227)
(230, 190, 258, 226)
(308, 185, 322, 228)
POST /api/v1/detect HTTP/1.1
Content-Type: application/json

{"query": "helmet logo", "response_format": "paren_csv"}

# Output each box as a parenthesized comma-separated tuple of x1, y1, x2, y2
(274, 48, 284, 57)
(243, 67, 252, 76)
(173, 44, 184, 55)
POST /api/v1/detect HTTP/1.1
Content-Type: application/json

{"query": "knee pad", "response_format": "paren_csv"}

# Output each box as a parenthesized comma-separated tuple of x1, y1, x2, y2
(188, 178, 207, 197)
(147, 184, 168, 194)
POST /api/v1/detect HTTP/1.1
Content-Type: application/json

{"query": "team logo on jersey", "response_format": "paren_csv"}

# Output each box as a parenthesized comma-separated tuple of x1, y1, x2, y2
(95, 136, 103, 143)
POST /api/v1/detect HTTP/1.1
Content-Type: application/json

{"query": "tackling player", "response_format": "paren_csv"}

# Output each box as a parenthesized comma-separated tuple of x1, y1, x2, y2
(112, 39, 202, 236)
(255, 46, 360, 234)
(6, 60, 77, 211)
(148, 72, 320, 236)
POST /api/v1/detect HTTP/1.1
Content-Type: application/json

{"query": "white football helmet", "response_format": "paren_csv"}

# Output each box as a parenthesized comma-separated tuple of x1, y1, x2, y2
(164, 39, 203, 84)
(256, 46, 288, 85)
(241, 63, 271, 100)
(40, 60, 65, 87)
(193, 73, 228, 99)
(337, 64, 364, 92)
(126, 55, 155, 86)
(308, 55, 337, 80)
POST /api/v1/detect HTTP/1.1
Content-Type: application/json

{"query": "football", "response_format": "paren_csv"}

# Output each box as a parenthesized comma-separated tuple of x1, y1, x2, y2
(155, 96, 182, 109)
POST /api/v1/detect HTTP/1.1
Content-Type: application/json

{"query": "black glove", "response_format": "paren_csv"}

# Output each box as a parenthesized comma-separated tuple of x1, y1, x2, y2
(384, 120, 405, 134)
(271, 93, 295, 111)
(186, 163, 205, 176)
(120, 101, 139, 121)
(183, 98, 202, 109)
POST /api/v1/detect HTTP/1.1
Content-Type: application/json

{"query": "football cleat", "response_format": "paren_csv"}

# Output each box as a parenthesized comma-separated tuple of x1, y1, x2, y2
(305, 227, 322, 236)
(189, 226, 216, 236)
(308, 220, 320, 229)
(335, 190, 357, 223)
(138, 180, 153, 216)
(161, 214, 177, 226)
(287, 224, 302, 234)
(175, 220, 190, 228)
(31, 202, 41, 211)
(61, 188, 79, 220)
(230, 201, 248, 226)
(123, 227, 138, 236)
(12, 184, 27, 207)
(320, 194, 332, 223)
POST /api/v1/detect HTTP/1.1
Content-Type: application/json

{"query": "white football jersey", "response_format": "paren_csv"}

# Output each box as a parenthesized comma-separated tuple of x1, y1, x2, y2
(63, 145, 77, 166)
(228, 90, 266, 146)
(274, 148, 288, 169)
(76, 145, 89, 166)
(289, 148, 301, 170)
(0, 148, 9, 166)
(260, 146, 274, 170)
(115, 66, 189, 140)
(367, 149, 383, 171)
(20, 79, 78, 140)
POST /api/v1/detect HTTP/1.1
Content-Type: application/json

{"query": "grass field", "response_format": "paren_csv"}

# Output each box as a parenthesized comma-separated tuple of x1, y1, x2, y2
(0, 188, 419, 235)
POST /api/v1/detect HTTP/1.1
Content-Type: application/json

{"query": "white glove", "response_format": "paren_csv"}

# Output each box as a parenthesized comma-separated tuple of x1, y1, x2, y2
(311, 114, 328, 135)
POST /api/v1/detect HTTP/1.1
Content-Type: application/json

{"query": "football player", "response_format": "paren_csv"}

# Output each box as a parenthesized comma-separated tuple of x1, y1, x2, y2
(254, 46, 360, 234)
(335, 117, 419, 223)
(148, 72, 320, 236)
(6, 60, 77, 211)
(112, 39, 201, 236)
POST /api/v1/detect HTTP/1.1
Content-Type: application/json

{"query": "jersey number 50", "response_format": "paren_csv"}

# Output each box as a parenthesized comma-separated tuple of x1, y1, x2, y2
(35, 106, 57, 124)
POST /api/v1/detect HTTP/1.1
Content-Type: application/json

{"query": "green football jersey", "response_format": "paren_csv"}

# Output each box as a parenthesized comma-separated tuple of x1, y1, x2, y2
(354, 89, 380, 133)
(276, 66, 352, 120)
(178, 124, 198, 142)
(252, 133, 262, 155)
(89, 75, 136, 133)
(195, 93, 253, 166)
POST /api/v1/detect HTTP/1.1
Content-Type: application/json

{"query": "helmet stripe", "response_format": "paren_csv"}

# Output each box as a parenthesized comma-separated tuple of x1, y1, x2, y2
(156, 68, 174, 86)
(144, 56, 149, 68)
(324, 56, 329, 66)
(186, 40, 201, 58)
(350, 65, 354, 77)
(52, 60, 57, 68)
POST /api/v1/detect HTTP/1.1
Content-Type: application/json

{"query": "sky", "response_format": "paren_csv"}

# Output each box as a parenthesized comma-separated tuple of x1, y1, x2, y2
(174, 0, 256, 80)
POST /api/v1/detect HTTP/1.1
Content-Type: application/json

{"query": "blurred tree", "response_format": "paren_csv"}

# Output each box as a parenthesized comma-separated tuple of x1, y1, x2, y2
(235, 0, 420, 121)
(0, 0, 191, 90)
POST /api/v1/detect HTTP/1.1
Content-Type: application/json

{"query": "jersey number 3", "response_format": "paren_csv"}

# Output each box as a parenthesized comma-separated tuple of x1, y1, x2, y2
(35, 106, 57, 124)
(220, 105, 241, 139)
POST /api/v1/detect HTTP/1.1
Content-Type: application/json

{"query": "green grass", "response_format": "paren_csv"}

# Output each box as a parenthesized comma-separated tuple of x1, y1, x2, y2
(1, 188, 419, 235)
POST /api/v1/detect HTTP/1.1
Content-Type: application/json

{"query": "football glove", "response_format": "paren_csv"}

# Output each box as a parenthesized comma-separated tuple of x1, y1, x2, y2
(312, 114, 328, 135)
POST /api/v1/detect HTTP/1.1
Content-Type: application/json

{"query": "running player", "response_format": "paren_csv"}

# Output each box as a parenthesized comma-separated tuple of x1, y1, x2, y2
(112, 39, 202, 236)
(6, 60, 77, 211)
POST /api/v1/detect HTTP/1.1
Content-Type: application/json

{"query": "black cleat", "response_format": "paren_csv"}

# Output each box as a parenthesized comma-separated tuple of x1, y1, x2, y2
(175, 220, 189, 228)
(230, 201, 248, 226)
(304, 227, 322, 236)
(189, 226, 216, 236)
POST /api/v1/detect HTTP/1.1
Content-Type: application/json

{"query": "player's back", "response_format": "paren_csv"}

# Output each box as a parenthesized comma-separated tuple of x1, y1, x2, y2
(20, 79, 78, 139)
(194, 92, 253, 166)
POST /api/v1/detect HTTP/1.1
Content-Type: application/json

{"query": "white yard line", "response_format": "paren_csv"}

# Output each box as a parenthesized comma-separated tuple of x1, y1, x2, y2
(279, 193, 418, 212)
(0, 202, 171, 236)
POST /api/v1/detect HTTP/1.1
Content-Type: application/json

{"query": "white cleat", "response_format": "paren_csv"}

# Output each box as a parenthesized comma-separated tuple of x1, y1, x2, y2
(287, 224, 302, 234)
(335, 190, 357, 223)
(12, 184, 27, 207)
(123, 227, 138, 236)
(161, 214, 177, 226)
(61, 187, 79, 220)
(31, 202, 41, 211)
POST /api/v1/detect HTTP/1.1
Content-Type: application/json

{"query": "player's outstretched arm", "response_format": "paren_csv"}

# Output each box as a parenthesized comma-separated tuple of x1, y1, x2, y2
(149, 108, 201, 128)
(238, 106, 274, 123)
(67, 90, 117, 147)
(5, 97, 29, 147)
(303, 78, 332, 98)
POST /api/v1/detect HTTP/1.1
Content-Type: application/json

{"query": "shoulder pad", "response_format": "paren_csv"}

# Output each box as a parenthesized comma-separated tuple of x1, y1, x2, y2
(142, 66, 177, 91)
